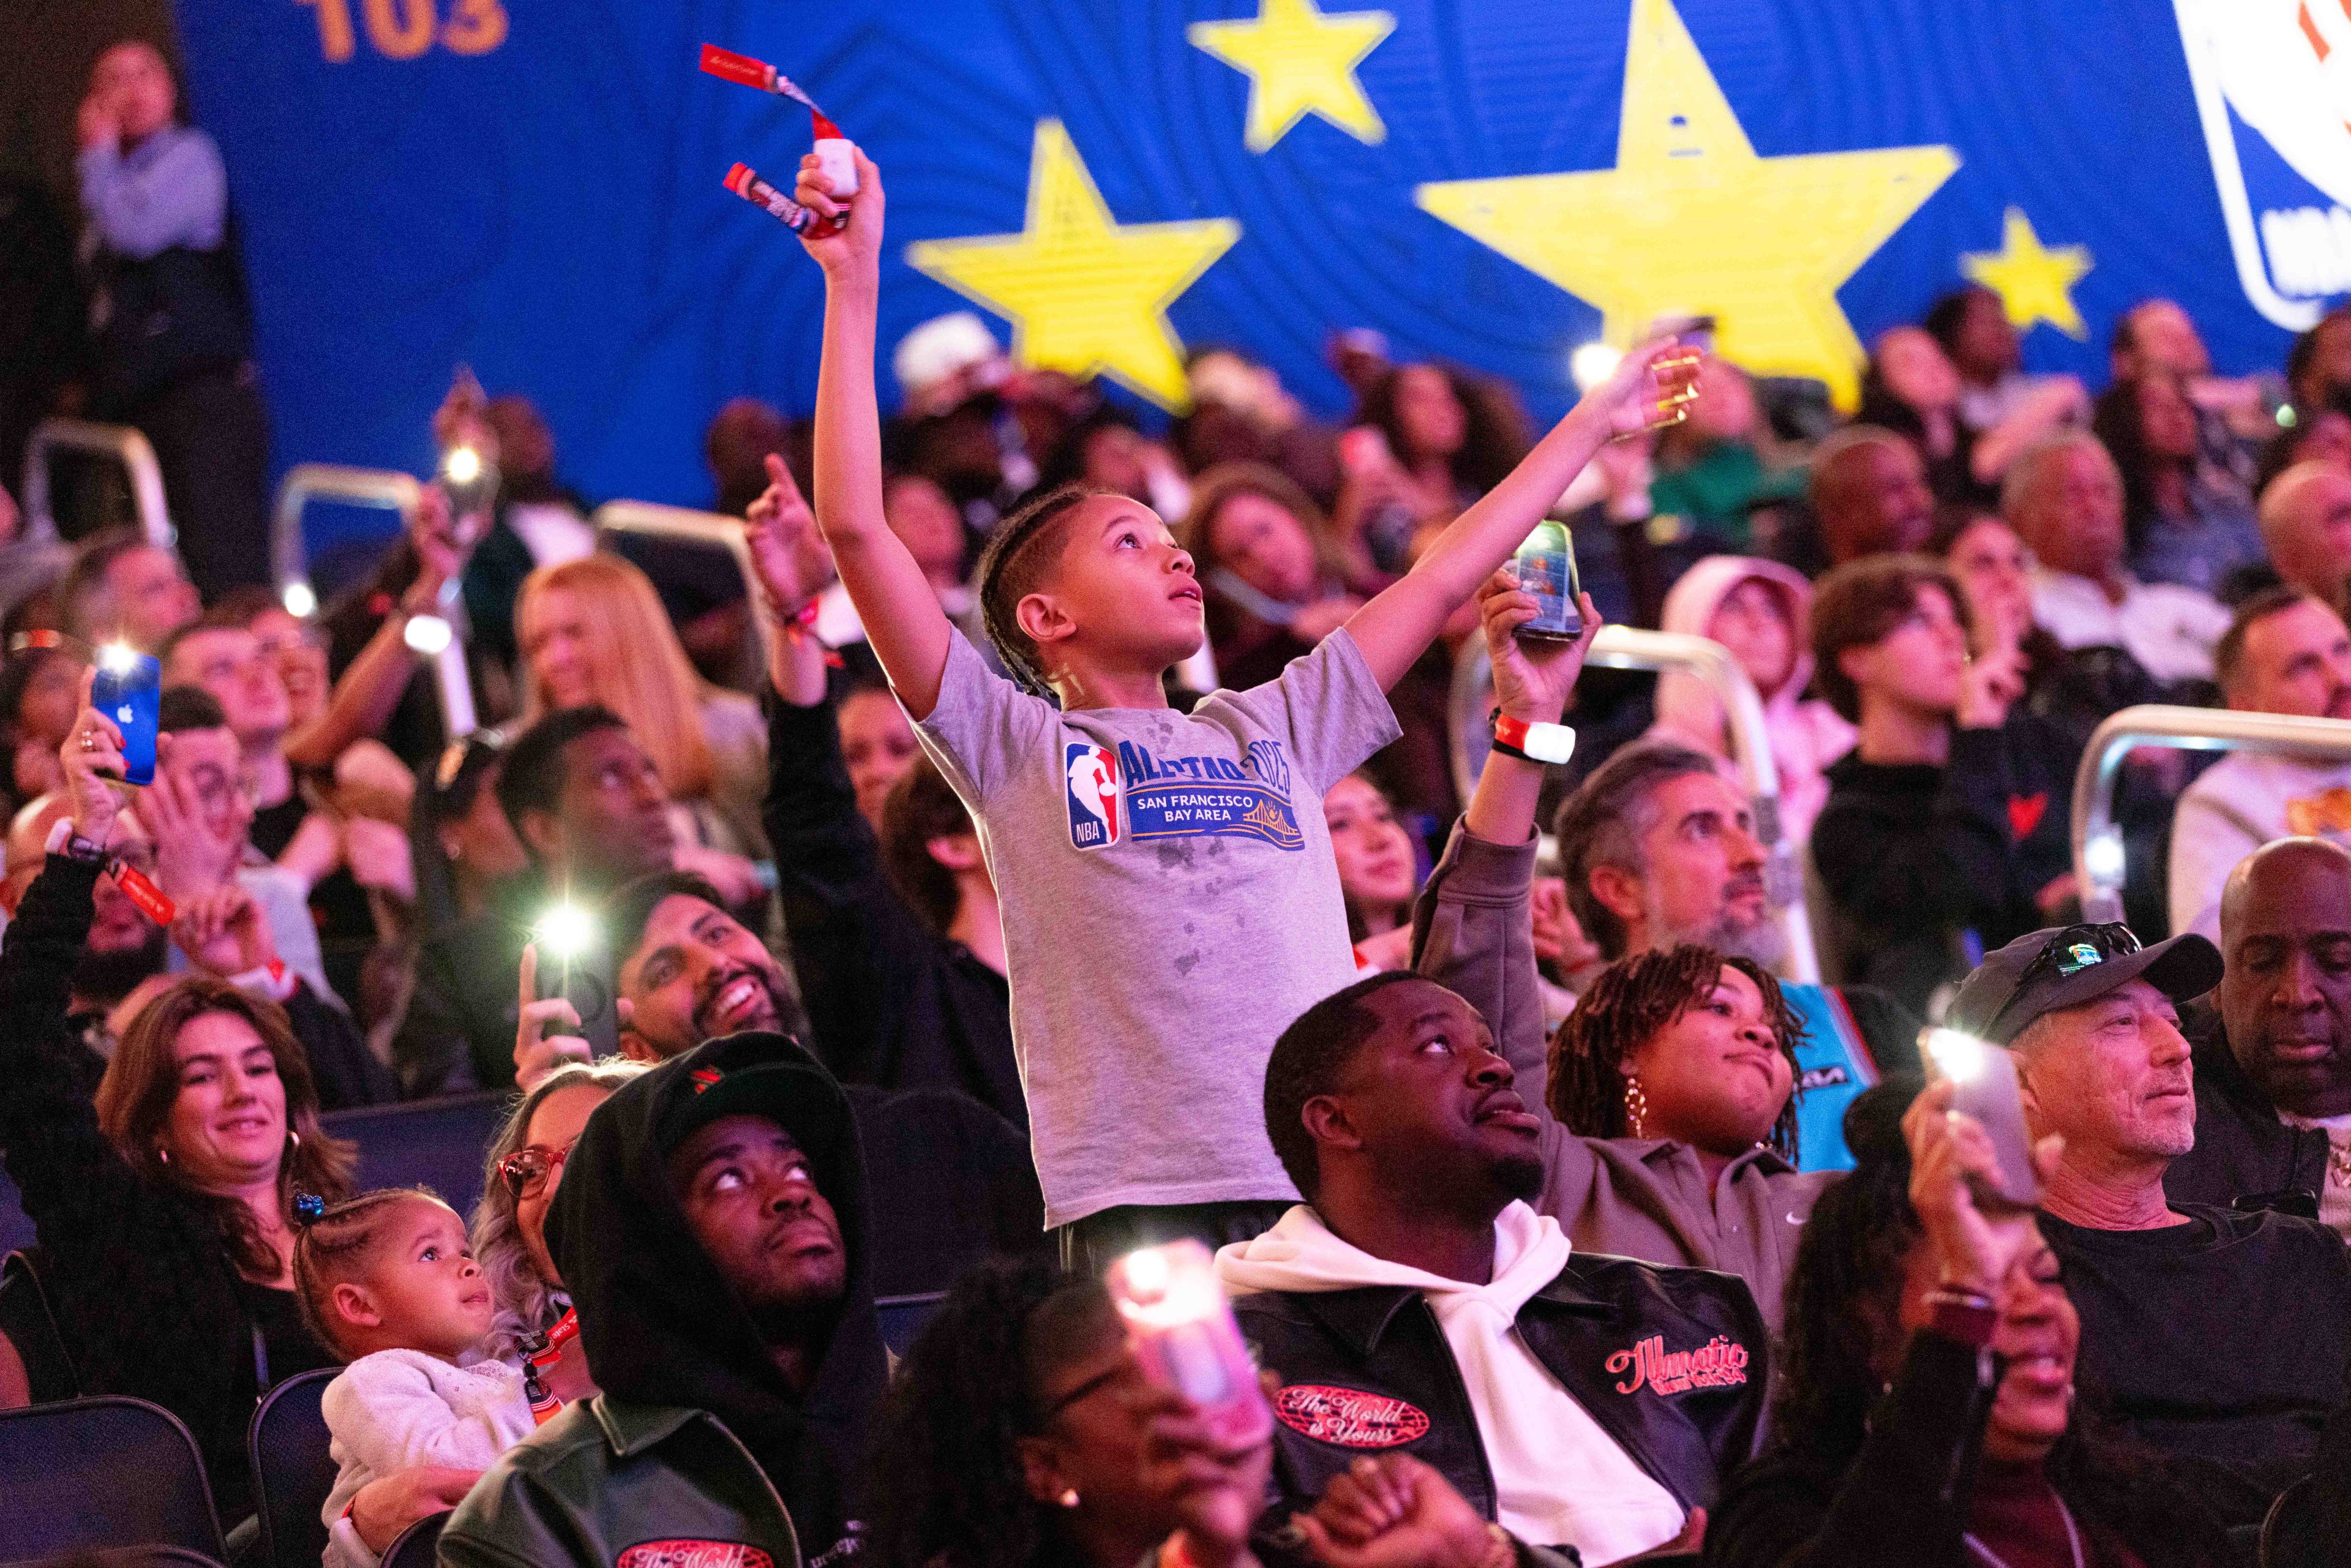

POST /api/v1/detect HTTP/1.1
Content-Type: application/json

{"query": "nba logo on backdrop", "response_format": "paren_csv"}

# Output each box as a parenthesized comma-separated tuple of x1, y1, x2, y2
(2177, 0, 2351, 330)
(1066, 742, 1122, 850)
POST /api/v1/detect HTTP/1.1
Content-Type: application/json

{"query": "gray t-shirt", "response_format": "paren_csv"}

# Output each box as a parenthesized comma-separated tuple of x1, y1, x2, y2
(912, 627, 1402, 1225)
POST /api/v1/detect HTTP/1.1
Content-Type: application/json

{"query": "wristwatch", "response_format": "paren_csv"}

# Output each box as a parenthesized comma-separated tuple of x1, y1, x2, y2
(44, 817, 108, 866)
(1488, 710, 1577, 767)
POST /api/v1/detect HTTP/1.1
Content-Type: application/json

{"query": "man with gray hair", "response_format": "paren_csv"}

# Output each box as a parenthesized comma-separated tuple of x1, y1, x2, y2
(1948, 920, 2351, 1479)
(2004, 430, 2229, 683)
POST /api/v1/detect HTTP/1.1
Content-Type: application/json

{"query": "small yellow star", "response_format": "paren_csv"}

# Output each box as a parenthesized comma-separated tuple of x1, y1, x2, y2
(1961, 208, 2095, 341)
(1415, 0, 1957, 408)
(1188, 0, 1396, 152)
(905, 121, 1241, 411)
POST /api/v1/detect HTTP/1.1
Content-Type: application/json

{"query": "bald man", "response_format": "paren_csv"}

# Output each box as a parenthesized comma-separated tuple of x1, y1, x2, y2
(2169, 837, 2351, 1236)
(1803, 426, 1935, 567)
(2259, 461, 2351, 611)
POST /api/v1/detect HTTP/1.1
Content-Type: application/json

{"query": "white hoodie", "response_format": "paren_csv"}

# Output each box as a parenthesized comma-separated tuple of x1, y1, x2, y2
(1217, 1204, 1683, 1566)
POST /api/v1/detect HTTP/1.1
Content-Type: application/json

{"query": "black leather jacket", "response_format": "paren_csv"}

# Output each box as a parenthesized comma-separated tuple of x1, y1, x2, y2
(2165, 1005, 2330, 1215)
(1235, 1248, 1766, 1555)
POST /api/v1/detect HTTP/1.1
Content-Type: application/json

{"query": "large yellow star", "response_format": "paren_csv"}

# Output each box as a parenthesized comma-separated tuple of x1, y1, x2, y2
(1414, 0, 1957, 408)
(1962, 208, 2095, 341)
(1188, 0, 1396, 152)
(906, 121, 1240, 411)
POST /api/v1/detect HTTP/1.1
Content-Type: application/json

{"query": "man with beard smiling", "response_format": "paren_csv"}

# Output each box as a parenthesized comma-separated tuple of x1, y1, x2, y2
(1949, 921, 2351, 1482)
(2169, 838, 2351, 1236)
(609, 869, 810, 1060)
(2170, 587, 2351, 940)
(1216, 972, 1762, 1567)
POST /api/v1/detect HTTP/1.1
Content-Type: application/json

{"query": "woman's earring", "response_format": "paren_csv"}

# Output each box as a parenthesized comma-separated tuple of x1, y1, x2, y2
(1058, 1489, 1080, 1509)
(155, 1146, 170, 1166)
(1622, 1075, 1649, 1139)
(287, 1130, 301, 1152)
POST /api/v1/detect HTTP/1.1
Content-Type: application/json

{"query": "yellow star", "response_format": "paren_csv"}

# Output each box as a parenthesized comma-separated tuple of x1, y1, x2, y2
(1414, 0, 1957, 408)
(905, 121, 1240, 411)
(1188, 0, 1396, 152)
(1961, 207, 2095, 341)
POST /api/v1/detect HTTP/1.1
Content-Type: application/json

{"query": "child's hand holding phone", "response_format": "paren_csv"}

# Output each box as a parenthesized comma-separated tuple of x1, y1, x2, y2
(792, 142, 885, 279)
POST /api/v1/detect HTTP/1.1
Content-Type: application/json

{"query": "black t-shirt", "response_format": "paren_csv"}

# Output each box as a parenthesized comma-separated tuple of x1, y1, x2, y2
(2041, 1203, 2351, 1480)
(250, 792, 373, 1010)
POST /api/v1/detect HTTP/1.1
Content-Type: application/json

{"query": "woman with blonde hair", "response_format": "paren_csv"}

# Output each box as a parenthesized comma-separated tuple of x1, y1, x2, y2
(516, 553, 768, 889)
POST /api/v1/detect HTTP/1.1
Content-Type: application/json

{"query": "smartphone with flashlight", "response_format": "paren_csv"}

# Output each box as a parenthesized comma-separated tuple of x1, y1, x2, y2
(440, 440, 501, 521)
(91, 645, 161, 787)
(1920, 1028, 2042, 1209)
(1104, 1241, 1271, 1449)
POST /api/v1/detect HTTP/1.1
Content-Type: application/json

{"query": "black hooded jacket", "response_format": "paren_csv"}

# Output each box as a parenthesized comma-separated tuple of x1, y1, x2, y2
(547, 1031, 891, 1560)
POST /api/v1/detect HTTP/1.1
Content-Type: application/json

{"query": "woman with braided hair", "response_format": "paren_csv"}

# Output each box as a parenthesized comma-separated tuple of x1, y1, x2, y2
(1531, 945, 1835, 1334)
(1411, 576, 1837, 1332)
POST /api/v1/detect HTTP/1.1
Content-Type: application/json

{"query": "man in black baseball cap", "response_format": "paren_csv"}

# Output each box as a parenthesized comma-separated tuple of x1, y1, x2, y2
(1949, 922, 2351, 1485)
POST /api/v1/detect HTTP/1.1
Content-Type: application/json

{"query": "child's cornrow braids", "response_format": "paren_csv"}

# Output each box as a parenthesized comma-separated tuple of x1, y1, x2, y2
(290, 1185, 447, 1360)
(972, 482, 1117, 696)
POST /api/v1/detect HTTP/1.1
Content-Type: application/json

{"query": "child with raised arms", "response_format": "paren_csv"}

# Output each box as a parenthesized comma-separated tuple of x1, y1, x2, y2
(785, 145, 1684, 1265)
(297, 1188, 534, 1568)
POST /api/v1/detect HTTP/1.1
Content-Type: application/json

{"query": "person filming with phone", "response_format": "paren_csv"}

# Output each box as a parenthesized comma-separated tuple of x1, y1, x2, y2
(1705, 1081, 2243, 1568)
(1943, 923, 2351, 1488)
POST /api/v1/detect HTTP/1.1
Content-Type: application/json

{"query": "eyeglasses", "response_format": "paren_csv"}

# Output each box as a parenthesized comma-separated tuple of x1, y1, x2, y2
(1985, 921, 2141, 1036)
(1036, 1360, 1128, 1424)
(254, 627, 329, 659)
(498, 1136, 580, 1200)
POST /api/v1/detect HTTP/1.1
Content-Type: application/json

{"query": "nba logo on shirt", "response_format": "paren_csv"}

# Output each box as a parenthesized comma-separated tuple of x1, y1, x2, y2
(1065, 742, 1122, 850)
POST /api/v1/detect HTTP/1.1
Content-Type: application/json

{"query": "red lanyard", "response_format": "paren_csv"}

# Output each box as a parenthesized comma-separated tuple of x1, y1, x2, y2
(522, 1308, 580, 1425)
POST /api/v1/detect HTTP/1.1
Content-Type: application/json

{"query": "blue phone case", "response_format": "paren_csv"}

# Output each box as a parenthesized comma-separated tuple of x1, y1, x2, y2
(92, 654, 162, 786)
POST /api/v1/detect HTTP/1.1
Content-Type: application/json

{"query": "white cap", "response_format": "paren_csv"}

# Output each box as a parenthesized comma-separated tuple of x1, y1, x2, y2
(893, 312, 1004, 403)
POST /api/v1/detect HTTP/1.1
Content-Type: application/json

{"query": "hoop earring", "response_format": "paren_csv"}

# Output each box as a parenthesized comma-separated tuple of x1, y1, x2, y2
(1058, 1489, 1080, 1509)
(287, 1130, 301, 1152)
(1622, 1075, 1649, 1139)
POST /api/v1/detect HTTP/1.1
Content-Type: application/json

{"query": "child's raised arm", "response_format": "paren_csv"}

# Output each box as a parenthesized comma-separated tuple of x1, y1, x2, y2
(794, 146, 954, 718)
(1341, 340, 1686, 691)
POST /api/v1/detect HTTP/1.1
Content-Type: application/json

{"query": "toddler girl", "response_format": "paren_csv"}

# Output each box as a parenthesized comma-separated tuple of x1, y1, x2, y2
(295, 1187, 534, 1568)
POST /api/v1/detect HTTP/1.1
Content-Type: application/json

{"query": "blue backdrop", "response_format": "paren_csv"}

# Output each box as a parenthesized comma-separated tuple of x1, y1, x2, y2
(169, 0, 2339, 509)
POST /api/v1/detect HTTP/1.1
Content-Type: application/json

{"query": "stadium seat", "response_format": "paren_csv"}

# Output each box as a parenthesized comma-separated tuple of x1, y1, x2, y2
(247, 1368, 337, 1568)
(322, 1092, 507, 1218)
(0, 1395, 226, 1561)
(0, 1250, 78, 1405)
(2259, 1475, 2318, 1568)
(876, 1291, 945, 1357)
(382, 1510, 451, 1568)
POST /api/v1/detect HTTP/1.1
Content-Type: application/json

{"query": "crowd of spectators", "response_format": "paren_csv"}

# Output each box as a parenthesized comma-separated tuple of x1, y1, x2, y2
(14, 51, 2351, 1568)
